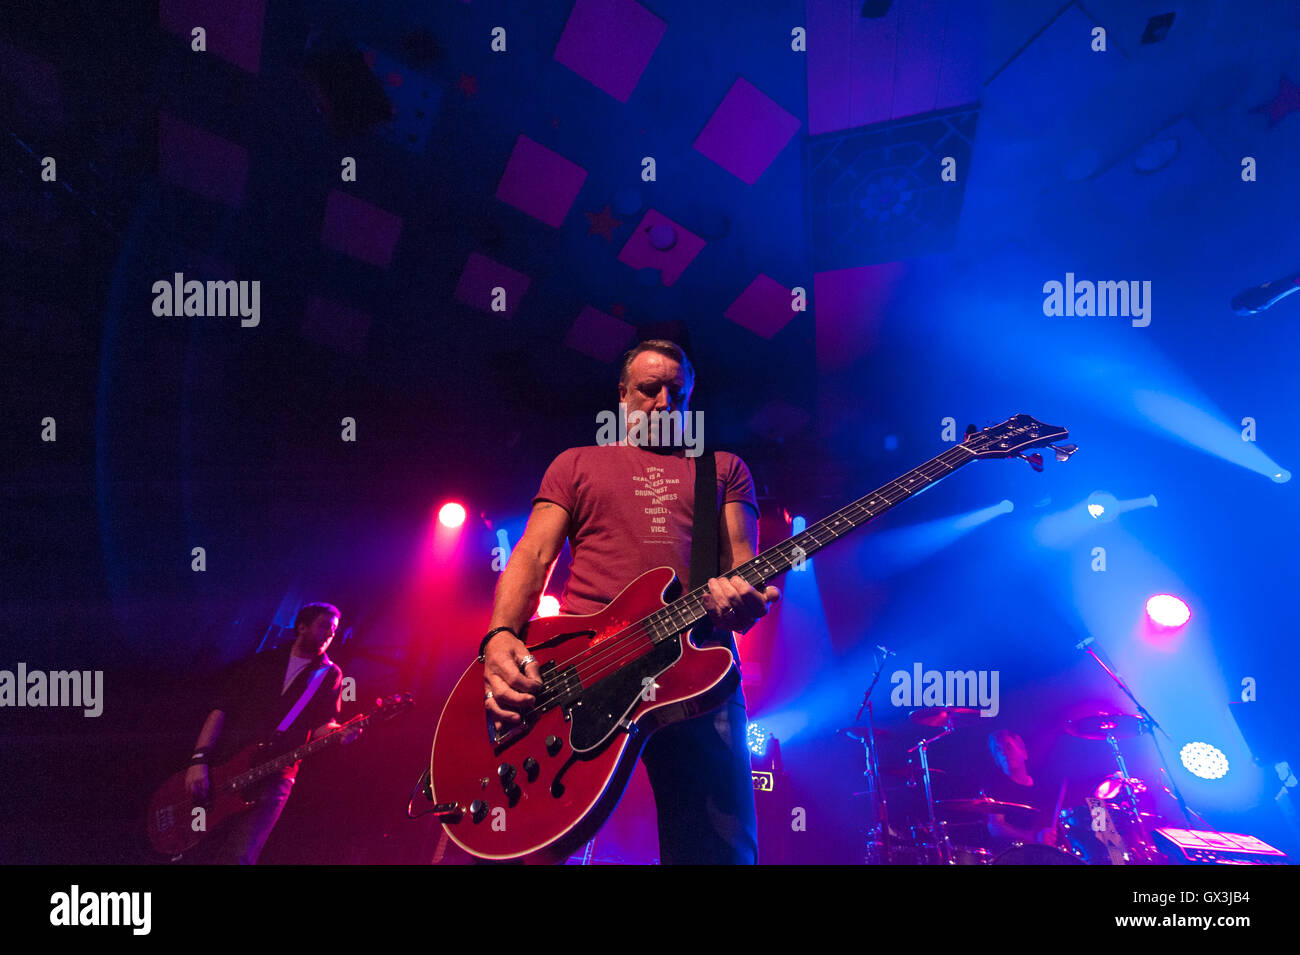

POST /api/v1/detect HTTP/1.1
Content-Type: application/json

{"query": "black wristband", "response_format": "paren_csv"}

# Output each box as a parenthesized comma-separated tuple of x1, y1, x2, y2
(188, 751, 210, 766)
(478, 626, 518, 661)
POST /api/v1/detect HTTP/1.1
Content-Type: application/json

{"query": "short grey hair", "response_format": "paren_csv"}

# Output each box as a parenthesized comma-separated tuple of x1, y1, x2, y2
(618, 339, 695, 389)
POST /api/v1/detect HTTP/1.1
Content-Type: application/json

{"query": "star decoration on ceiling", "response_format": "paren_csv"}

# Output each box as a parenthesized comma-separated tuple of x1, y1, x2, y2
(585, 204, 622, 242)
(458, 73, 478, 98)
(1250, 76, 1300, 126)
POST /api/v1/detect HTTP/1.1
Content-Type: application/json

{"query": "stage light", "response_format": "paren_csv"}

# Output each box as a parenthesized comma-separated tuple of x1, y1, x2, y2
(747, 722, 770, 757)
(1180, 742, 1229, 780)
(536, 595, 560, 618)
(438, 502, 466, 528)
(1146, 594, 1190, 628)
(1086, 491, 1117, 520)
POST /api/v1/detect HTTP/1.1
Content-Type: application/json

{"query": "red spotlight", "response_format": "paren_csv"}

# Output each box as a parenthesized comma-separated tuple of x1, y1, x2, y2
(438, 502, 467, 528)
(1146, 594, 1190, 628)
(537, 595, 560, 618)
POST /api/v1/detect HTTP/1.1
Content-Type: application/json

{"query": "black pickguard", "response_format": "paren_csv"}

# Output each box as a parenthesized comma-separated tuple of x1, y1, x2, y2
(568, 636, 681, 753)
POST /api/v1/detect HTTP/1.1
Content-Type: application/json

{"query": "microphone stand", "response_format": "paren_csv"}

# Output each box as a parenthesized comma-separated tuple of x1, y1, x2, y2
(1079, 642, 1196, 837)
(851, 650, 892, 864)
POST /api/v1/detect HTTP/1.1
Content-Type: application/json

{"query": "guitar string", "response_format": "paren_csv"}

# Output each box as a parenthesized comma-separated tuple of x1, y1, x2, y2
(528, 450, 965, 706)
(510, 447, 975, 720)
(543, 445, 971, 686)
(173, 716, 374, 809)
(519, 448, 970, 712)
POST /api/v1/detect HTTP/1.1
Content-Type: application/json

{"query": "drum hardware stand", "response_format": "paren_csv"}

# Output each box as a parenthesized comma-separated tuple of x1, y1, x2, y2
(1080, 641, 1195, 861)
(909, 722, 957, 865)
(850, 649, 893, 864)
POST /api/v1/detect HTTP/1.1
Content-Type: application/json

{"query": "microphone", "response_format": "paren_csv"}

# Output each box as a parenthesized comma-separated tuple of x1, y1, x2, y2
(1232, 270, 1300, 315)
(1074, 636, 1095, 650)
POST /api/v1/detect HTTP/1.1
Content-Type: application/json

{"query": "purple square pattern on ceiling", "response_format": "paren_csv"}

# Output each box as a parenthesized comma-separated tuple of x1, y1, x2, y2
(616, 210, 706, 287)
(321, 190, 404, 269)
(553, 0, 666, 102)
(496, 135, 589, 228)
(725, 275, 798, 339)
(158, 112, 249, 207)
(565, 306, 635, 362)
(694, 77, 800, 185)
(454, 252, 532, 317)
(160, 0, 265, 74)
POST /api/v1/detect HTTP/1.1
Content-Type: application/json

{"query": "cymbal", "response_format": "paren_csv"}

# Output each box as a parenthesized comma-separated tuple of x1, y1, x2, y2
(909, 707, 982, 727)
(935, 796, 1037, 816)
(1066, 713, 1145, 740)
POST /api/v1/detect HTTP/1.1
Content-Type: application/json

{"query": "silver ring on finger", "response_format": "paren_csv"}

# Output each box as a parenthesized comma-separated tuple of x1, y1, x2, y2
(484, 690, 494, 701)
(519, 654, 536, 666)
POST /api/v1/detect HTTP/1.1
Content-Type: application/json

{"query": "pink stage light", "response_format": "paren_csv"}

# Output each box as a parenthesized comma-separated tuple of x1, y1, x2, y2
(1146, 594, 1190, 628)
(537, 595, 561, 618)
(438, 502, 467, 528)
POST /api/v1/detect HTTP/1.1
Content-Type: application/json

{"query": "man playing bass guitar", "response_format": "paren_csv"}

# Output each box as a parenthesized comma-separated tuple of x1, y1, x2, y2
(184, 602, 352, 863)
(479, 340, 779, 864)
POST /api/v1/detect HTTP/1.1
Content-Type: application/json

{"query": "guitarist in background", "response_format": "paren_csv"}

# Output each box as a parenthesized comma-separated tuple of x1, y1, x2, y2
(184, 602, 351, 864)
(480, 340, 780, 864)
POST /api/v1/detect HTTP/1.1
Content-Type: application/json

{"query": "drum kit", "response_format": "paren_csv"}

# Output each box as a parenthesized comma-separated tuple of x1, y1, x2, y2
(845, 706, 1171, 865)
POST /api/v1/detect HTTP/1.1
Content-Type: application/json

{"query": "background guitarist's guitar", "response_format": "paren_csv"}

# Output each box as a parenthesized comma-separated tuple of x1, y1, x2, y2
(147, 692, 414, 857)
(428, 414, 1075, 863)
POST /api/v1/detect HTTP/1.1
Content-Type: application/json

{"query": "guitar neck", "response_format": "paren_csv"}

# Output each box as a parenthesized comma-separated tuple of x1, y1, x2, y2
(648, 443, 977, 642)
(232, 714, 369, 788)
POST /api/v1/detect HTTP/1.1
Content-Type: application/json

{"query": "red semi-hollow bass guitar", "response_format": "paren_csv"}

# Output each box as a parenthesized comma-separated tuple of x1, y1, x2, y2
(428, 415, 1074, 863)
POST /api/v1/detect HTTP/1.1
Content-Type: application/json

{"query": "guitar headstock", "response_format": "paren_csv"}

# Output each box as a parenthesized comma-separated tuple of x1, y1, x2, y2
(962, 414, 1075, 469)
(371, 692, 416, 720)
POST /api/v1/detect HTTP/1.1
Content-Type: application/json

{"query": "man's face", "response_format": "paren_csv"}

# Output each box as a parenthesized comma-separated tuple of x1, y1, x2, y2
(619, 351, 690, 425)
(991, 731, 1027, 776)
(301, 614, 339, 655)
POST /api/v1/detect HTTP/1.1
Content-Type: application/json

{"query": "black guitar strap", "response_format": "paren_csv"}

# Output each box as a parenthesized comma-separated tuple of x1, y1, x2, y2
(688, 448, 718, 591)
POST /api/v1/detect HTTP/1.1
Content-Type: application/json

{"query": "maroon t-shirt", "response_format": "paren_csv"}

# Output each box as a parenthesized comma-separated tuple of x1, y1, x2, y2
(534, 445, 759, 615)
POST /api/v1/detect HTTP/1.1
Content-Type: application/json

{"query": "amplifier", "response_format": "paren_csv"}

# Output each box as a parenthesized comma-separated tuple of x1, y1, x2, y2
(1153, 827, 1289, 865)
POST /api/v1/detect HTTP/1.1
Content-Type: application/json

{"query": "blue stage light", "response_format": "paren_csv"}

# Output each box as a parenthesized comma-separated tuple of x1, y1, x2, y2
(1180, 742, 1229, 780)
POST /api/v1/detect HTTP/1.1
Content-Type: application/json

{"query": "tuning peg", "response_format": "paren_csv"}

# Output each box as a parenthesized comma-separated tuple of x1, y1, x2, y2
(1017, 452, 1044, 472)
(1049, 443, 1078, 462)
(965, 424, 978, 437)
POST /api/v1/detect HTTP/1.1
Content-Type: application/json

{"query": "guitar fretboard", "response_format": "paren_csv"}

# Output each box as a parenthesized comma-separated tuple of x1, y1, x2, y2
(643, 443, 977, 643)
(224, 714, 372, 791)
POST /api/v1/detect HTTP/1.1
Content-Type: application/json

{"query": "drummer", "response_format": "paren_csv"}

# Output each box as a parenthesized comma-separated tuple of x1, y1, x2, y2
(984, 730, 1057, 848)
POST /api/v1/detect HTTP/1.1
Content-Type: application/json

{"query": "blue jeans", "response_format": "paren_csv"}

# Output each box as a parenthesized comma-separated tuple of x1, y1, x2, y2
(209, 772, 295, 865)
(640, 688, 758, 865)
